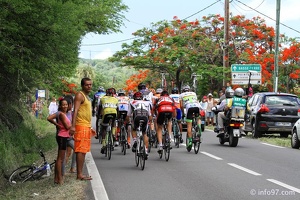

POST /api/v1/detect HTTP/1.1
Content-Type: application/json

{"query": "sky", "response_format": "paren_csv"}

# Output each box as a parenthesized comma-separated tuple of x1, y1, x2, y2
(79, 0, 300, 60)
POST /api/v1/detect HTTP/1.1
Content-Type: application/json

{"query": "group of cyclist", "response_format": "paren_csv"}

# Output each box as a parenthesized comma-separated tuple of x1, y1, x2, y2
(92, 82, 205, 159)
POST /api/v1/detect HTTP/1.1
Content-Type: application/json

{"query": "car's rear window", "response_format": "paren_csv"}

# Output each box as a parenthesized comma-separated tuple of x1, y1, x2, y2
(265, 95, 300, 106)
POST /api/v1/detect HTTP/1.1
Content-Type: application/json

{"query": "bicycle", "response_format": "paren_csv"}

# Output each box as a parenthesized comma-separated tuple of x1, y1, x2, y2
(134, 119, 147, 170)
(146, 118, 156, 153)
(96, 115, 103, 143)
(159, 115, 172, 161)
(172, 118, 181, 148)
(104, 115, 114, 160)
(186, 113, 201, 154)
(118, 114, 128, 155)
(8, 150, 56, 185)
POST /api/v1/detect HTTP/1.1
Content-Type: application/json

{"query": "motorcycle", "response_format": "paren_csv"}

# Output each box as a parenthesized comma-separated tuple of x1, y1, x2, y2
(214, 106, 245, 147)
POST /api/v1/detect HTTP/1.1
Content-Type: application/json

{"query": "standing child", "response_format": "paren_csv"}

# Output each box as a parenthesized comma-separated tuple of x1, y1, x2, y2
(47, 99, 71, 185)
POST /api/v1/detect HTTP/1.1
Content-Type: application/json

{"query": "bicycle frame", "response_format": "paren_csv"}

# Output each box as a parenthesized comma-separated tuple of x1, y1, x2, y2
(105, 118, 114, 160)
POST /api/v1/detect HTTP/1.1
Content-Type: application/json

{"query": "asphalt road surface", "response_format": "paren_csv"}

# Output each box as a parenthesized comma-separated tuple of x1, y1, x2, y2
(88, 117, 300, 200)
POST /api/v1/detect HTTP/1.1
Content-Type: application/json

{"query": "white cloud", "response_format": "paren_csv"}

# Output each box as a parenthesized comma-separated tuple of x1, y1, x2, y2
(93, 49, 114, 60)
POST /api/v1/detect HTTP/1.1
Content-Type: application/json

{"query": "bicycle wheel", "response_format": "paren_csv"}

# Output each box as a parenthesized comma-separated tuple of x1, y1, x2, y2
(146, 127, 152, 153)
(193, 131, 201, 154)
(9, 165, 34, 185)
(98, 119, 102, 143)
(164, 132, 170, 161)
(121, 126, 127, 155)
(107, 131, 112, 160)
(173, 121, 180, 148)
(135, 140, 139, 167)
(139, 136, 145, 170)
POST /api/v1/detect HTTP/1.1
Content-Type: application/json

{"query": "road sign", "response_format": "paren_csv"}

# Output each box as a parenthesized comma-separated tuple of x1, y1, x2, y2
(231, 64, 262, 85)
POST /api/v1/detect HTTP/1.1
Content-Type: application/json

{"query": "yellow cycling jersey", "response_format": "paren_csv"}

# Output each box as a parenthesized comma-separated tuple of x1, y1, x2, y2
(100, 96, 118, 116)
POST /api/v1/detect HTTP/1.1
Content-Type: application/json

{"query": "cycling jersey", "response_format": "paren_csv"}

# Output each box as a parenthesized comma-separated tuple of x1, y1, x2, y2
(100, 96, 118, 116)
(117, 96, 130, 112)
(170, 94, 180, 109)
(128, 99, 152, 132)
(179, 91, 201, 110)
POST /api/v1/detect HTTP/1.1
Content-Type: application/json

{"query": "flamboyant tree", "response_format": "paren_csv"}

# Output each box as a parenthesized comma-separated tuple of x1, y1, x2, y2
(124, 69, 149, 92)
(111, 14, 300, 95)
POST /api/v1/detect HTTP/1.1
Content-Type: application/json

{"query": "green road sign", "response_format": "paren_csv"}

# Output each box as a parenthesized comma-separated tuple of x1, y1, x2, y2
(231, 64, 261, 72)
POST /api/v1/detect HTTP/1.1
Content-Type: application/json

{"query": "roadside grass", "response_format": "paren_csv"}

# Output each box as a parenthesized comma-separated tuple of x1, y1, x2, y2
(1, 112, 88, 200)
(2, 148, 87, 200)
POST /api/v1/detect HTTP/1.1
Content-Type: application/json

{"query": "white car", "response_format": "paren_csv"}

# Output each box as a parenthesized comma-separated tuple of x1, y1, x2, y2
(291, 118, 300, 149)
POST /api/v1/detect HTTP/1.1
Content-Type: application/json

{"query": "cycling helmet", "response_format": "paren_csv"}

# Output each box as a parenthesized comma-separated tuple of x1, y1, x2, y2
(117, 89, 126, 96)
(161, 90, 169, 96)
(138, 83, 146, 91)
(182, 85, 190, 92)
(98, 86, 104, 92)
(225, 88, 234, 98)
(156, 88, 163, 94)
(106, 88, 114, 96)
(234, 87, 244, 97)
(133, 92, 143, 100)
(172, 87, 179, 94)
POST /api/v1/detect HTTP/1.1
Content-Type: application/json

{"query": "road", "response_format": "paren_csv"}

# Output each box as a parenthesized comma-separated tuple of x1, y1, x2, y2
(88, 117, 300, 200)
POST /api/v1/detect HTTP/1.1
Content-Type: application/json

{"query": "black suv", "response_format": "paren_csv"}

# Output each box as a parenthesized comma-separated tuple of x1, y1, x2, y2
(244, 92, 300, 138)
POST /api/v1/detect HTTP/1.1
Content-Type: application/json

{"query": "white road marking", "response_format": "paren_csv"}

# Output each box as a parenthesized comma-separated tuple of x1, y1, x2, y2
(261, 142, 285, 148)
(86, 152, 109, 200)
(200, 151, 223, 160)
(228, 163, 262, 176)
(267, 179, 300, 194)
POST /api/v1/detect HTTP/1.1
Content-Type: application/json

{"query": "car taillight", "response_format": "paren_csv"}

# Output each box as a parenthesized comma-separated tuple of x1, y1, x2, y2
(258, 104, 269, 113)
(200, 110, 205, 117)
(298, 109, 300, 117)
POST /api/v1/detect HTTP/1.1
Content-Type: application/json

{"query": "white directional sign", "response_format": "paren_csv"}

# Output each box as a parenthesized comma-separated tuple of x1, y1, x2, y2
(231, 64, 262, 85)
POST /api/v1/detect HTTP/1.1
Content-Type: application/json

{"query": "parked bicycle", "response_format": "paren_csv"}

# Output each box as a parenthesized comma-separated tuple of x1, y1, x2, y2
(8, 150, 55, 185)
(186, 113, 201, 154)
(159, 115, 172, 161)
(134, 119, 147, 170)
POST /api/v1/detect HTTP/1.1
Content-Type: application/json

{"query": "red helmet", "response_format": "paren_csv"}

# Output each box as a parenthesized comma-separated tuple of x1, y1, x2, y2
(133, 92, 143, 100)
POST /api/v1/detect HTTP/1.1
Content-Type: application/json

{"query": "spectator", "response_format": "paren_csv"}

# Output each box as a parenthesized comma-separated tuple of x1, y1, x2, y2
(206, 93, 214, 126)
(35, 97, 45, 119)
(48, 97, 58, 116)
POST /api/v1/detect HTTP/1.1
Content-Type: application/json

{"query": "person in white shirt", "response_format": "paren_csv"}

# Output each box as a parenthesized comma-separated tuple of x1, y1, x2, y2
(48, 97, 58, 115)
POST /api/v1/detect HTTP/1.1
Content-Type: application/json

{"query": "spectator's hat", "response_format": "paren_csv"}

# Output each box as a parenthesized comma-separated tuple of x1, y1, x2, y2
(203, 95, 207, 99)
(208, 93, 213, 97)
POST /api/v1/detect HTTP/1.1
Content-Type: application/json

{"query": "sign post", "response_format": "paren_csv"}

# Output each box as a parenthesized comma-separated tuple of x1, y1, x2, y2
(231, 64, 261, 85)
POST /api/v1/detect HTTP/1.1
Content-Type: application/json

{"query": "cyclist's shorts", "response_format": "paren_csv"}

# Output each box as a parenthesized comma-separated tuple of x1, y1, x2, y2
(56, 136, 68, 150)
(157, 112, 173, 125)
(74, 125, 92, 153)
(118, 111, 127, 121)
(102, 113, 117, 126)
(133, 116, 148, 132)
(176, 108, 182, 121)
(186, 107, 200, 123)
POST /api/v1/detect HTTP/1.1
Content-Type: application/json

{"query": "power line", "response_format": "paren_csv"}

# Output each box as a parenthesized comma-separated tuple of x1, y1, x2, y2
(235, 0, 300, 35)
(183, 0, 221, 20)
(81, 1, 222, 47)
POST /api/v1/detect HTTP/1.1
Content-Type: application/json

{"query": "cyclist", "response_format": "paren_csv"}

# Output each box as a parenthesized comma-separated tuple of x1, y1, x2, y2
(92, 86, 105, 117)
(116, 89, 131, 148)
(170, 87, 183, 143)
(180, 85, 202, 150)
(155, 90, 176, 153)
(99, 88, 119, 154)
(126, 91, 152, 159)
(138, 82, 153, 102)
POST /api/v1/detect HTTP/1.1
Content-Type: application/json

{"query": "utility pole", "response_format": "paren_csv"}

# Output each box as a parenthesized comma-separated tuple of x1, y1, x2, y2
(223, 0, 230, 87)
(274, 0, 281, 92)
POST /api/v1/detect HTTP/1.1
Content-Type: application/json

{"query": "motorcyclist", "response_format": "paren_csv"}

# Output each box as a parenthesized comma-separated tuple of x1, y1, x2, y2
(212, 88, 234, 134)
(215, 88, 248, 137)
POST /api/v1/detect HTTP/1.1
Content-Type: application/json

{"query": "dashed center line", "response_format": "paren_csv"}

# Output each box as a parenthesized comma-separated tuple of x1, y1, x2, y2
(228, 163, 262, 176)
(201, 151, 223, 160)
(267, 179, 300, 194)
